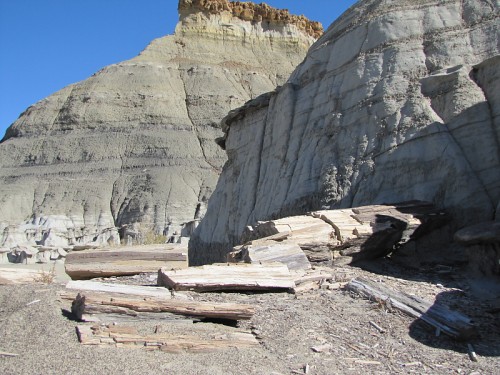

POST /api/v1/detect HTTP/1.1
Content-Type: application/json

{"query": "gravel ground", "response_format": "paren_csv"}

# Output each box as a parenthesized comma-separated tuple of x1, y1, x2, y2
(0, 260, 499, 375)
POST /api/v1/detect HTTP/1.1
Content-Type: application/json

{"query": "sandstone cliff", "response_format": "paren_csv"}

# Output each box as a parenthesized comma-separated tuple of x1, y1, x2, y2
(0, 1, 319, 250)
(190, 0, 500, 265)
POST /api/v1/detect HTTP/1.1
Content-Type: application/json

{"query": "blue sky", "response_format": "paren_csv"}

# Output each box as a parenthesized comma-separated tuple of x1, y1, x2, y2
(0, 0, 357, 138)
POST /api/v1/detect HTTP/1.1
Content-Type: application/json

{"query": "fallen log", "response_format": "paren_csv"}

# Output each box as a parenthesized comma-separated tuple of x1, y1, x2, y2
(77, 324, 259, 353)
(158, 263, 295, 292)
(64, 244, 188, 280)
(346, 277, 477, 340)
(60, 280, 193, 322)
(228, 241, 311, 271)
(63, 291, 254, 321)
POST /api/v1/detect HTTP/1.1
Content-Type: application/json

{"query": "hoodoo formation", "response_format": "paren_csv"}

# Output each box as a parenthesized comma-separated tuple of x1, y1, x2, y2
(190, 0, 500, 265)
(0, 1, 320, 250)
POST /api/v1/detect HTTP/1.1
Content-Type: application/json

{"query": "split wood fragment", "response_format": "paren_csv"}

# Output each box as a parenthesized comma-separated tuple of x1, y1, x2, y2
(369, 320, 386, 333)
(467, 343, 478, 362)
(0, 351, 19, 357)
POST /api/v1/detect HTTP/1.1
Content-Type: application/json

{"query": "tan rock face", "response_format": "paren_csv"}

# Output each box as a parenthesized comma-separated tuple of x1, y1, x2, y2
(0, 1, 318, 248)
(190, 0, 500, 264)
(178, 0, 323, 38)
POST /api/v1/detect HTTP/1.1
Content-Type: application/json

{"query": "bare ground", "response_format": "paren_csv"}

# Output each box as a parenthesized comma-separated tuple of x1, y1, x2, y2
(0, 259, 499, 375)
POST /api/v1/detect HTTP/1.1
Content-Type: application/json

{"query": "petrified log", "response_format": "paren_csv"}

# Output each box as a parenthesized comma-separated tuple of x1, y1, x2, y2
(228, 241, 310, 270)
(158, 263, 295, 292)
(240, 216, 337, 262)
(65, 244, 188, 280)
(66, 291, 254, 321)
(318, 201, 449, 262)
(346, 277, 477, 340)
(76, 324, 259, 353)
(240, 201, 448, 264)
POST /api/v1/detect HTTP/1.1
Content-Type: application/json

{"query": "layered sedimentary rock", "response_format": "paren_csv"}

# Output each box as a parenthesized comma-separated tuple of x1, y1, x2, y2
(178, 0, 323, 38)
(190, 0, 500, 265)
(0, 1, 320, 249)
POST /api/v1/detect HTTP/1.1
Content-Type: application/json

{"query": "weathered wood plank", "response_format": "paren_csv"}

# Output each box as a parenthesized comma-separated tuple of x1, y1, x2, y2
(158, 263, 295, 292)
(68, 291, 255, 321)
(65, 244, 188, 280)
(346, 277, 477, 340)
(76, 325, 259, 353)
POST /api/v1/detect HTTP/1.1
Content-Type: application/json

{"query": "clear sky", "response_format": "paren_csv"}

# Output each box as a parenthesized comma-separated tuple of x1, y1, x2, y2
(0, 0, 357, 139)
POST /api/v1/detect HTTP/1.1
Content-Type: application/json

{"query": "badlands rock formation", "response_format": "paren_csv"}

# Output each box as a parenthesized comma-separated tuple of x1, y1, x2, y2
(0, 1, 320, 252)
(190, 0, 500, 265)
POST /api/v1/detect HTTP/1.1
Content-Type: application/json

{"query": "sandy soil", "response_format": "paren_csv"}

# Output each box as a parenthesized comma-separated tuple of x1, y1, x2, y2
(0, 259, 498, 375)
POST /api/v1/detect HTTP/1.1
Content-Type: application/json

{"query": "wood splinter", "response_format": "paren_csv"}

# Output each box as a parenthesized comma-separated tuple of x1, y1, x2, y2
(369, 320, 386, 333)
(467, 343, 478, 362)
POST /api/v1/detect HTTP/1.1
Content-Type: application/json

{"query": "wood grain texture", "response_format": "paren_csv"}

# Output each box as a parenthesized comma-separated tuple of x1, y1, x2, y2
(158, 263, 295, 292)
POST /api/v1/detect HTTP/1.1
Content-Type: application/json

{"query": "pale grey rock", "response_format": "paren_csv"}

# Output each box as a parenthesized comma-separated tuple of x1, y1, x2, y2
(0, 248, 9, 264)
(0, 214, 120, 253)
(190, 0, 500, 265)
(0, 1, 317, 250)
